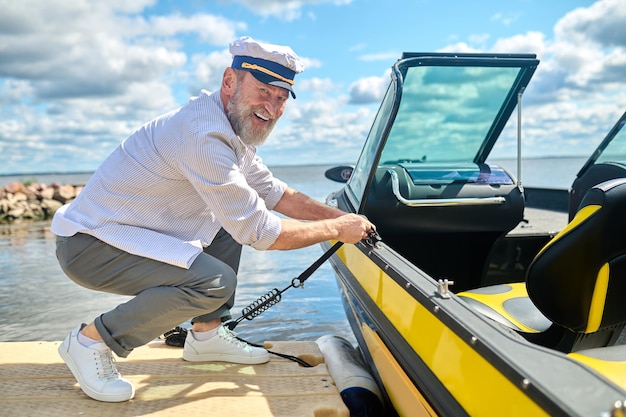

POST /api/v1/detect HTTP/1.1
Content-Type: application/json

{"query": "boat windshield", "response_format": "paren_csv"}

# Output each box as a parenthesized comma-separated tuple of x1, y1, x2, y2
(594, 118, 626, 165)
(345, 54, 538, 210)
(576, 113, 626, 177)
(379, 65, 522, 165)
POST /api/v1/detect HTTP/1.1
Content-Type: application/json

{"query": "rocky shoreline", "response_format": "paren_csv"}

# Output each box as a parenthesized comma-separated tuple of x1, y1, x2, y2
(0, 182, 82, 223)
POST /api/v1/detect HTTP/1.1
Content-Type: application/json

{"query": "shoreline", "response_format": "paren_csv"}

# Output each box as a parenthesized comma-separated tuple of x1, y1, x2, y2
(0, 181, 81, 223)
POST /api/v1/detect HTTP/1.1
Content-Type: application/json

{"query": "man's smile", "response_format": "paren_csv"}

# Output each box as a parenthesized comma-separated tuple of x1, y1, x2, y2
(254, 111, 269, 122)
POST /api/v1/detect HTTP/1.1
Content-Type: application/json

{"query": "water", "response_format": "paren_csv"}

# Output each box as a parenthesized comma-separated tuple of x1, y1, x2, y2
(0, 165, 351, 344)
(0, 158, 585, 344)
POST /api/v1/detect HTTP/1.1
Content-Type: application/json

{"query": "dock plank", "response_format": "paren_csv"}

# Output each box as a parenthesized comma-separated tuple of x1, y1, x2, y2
(0, 340, 349, 417)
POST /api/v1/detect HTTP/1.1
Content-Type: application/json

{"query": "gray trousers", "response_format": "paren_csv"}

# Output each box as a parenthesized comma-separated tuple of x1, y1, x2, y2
(55, 229, 242, 358)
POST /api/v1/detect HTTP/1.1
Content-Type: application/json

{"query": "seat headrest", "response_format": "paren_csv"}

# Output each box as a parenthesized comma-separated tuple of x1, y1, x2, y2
(526, 178, 626, 333)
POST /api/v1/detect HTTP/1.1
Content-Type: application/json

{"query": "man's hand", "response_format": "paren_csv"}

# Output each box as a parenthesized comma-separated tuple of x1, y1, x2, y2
(333, 213, 375, 244)
(267, 186, 375, 250)
(268, 214, 376, 250)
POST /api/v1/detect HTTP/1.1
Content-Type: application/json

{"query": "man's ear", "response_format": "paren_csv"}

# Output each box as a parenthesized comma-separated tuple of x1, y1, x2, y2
(222, 68, 237, 95)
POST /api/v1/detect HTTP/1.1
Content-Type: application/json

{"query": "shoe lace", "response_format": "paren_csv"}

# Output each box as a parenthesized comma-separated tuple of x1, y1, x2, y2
(218, 325, 253, 352)
(95, 349, 121, 380)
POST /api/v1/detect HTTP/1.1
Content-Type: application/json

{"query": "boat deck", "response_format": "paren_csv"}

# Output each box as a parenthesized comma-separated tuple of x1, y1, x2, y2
(0, 339, 349, 417)
(510, 207, 569, 236)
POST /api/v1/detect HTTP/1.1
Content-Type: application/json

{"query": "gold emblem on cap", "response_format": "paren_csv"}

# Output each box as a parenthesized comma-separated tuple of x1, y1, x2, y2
(241, 62, 295, 85)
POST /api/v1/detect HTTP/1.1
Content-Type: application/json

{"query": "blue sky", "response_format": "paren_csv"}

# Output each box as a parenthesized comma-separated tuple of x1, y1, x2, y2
(1, 0, 625, 174)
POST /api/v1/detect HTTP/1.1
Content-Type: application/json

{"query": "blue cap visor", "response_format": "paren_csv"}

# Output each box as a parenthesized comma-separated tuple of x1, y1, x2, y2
(232, 55, 297, 98)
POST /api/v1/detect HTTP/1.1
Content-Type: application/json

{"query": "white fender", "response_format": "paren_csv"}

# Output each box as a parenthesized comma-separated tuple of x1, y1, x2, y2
(316, 335, 383, 402)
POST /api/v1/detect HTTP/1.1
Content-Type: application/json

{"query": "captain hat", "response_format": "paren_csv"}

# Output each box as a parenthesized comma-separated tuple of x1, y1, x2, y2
(230, 36, 304, 99)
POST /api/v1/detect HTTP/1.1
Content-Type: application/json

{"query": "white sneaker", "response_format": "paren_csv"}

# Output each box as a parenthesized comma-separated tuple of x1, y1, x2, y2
(58, 324, 135, 402)
(183, 325, 269, 364)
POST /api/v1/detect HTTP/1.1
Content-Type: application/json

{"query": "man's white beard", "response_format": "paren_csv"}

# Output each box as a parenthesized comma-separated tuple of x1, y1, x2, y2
(226, 88, 276, 147)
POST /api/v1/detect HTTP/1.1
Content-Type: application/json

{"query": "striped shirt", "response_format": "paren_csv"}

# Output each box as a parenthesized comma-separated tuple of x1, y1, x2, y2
(50, 90, 287, 269)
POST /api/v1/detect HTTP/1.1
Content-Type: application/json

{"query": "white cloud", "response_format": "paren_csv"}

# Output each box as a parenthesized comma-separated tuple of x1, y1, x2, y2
(191, 50, 234, 93)
(231, 0, 351, 21)
(492, 31, 547, 56)
(554, 0, 626, 47)
(491, 11, 521, 26)
(348, 74, 389, 104)
(258, 94, 374, 166)
(467, 33, 491, 47)
(299, 77, 336, 95)
(1, 0, 626, 175)
(0, 0, 245, 173)
(146, 13, 245, 43)
(476, 0, 626, 159)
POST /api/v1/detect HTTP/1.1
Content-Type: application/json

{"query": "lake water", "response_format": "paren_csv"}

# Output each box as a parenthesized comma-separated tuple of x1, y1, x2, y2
(0, 165, 353, 345)
(0, 158, 586, 344)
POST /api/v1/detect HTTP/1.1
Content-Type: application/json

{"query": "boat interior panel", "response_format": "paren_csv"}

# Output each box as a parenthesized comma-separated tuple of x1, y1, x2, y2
(482, 234, 556, 286)
(362, 164, 524, 291)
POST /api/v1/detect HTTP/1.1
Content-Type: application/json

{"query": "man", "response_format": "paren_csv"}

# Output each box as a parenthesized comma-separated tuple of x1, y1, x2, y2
(50, 36, 374, 403)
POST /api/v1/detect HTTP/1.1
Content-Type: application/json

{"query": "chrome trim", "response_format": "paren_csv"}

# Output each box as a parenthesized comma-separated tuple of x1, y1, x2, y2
(388, 169, 506, 207)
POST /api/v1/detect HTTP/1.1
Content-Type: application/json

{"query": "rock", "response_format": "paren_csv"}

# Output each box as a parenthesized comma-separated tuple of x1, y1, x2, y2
(0, 198, 9, 214)
(41, 198, 63, 213)
(40, 185, 55, 200)
(8, 206, 25, 218)
(4, 182, 23, 194)
(24, 184, 41, 201)
(0, 181, 81, 223)
(53, 185, 75, 203)
(27, 201, 45, 219)
(7, 192, 27, 205)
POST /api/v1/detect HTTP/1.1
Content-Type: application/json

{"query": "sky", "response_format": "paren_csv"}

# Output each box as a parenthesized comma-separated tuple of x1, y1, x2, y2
(1, 0, 625, 175)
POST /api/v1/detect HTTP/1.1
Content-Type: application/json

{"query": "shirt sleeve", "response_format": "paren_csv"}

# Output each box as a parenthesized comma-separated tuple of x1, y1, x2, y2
(174, 131, 284, 250)
(244, 154, 287, 210)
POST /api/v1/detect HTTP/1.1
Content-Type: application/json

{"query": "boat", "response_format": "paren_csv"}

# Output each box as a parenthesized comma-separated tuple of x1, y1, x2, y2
(321, 52, 626, 416)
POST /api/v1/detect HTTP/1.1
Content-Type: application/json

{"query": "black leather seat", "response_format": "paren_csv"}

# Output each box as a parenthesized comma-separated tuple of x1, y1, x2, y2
(458, 178, 626, 352)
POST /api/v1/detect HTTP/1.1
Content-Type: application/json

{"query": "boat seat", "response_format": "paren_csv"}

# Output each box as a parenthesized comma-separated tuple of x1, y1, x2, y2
(567, 345, 626, 390)
(456, 283, 552, 333)
(569, 162, 626, 221)
(458, 178, 626, 352)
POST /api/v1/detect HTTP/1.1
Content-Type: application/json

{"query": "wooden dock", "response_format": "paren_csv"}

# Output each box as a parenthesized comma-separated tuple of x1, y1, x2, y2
(0, 339, 349, 417)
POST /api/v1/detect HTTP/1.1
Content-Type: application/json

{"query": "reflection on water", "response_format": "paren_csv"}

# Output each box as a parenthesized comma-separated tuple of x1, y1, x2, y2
(0, 220, 133, 342)
(0, 220, 55, 246)
(0, 219, 353, 344)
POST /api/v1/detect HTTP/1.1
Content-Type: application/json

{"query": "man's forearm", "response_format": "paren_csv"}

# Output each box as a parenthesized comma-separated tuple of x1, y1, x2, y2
(267, 212, 373, 251)
(273, 187, 345, 221)
(267, 218, 338, 250)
